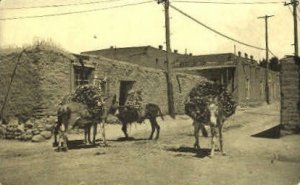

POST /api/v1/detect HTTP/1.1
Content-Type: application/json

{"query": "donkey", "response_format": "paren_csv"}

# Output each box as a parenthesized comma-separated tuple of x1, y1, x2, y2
(192, 97, 226, 157)
(53, 94, 117, 151)
(53, 102, 100, 151)
(114, 103, 164, 140)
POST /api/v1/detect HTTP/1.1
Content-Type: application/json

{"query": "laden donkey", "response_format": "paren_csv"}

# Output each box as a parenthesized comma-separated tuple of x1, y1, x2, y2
(114, 103, 164, 140)
(53, 94, 117, 151)
(186, 97, 230, 157)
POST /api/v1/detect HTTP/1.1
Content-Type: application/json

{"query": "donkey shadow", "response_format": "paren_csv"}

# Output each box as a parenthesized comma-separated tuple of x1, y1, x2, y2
(65, 140, 99, 150)
(166, 146, 211, 158)
(108, 137, 149, 142)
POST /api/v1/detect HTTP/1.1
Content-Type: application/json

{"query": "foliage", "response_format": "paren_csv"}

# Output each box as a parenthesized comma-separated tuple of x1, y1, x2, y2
(185, 81, 237, 122)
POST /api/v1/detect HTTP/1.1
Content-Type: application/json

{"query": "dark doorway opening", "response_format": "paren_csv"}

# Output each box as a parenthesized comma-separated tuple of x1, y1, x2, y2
(119, 81, 135, 106)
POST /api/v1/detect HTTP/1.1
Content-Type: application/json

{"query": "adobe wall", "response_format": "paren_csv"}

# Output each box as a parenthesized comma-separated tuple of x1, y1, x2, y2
(0, 47, 206, 118)
(236, 62, 280, 107)
(0, 47, 75, 119)
(280, 57, 300, 135)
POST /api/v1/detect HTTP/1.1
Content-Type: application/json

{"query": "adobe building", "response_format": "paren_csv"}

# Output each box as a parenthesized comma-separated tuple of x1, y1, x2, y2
(280, 56, 300, 135)
(83, 46, 280, 106)
(0, 45, 205, 120)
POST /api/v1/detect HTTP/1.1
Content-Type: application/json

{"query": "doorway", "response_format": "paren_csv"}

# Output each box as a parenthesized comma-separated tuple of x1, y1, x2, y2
(119, 81, 135, 106)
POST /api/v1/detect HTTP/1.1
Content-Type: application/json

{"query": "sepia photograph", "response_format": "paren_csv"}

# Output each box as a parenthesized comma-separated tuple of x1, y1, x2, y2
(0, 0, 300, 184)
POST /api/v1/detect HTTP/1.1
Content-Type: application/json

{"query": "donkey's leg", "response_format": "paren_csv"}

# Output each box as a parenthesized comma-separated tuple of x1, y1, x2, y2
(154, 119, 160, 140)
(84, 127, 88, 144)
(121, 122, 128, 138)
(53, 124, 59, 147)
(100, 121, 108, 146)
(193, 120, 201, 149)
(218, 123, 226, 155)
(149, 119, 155, 140)
(210, 125, 217, 157)
(93, 123, 97, 145)
(200, 124, 208, 137)
(88, 126, 93, 144)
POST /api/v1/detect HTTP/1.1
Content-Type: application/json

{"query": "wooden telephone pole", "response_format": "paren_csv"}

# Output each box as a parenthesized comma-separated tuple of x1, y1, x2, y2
(158, 0, 175, 118)
(285, 0, 299, 57)
(258, 15, 274, 104)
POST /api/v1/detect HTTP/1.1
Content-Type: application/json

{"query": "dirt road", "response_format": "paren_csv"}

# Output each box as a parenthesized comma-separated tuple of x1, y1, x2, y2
(1, 103, 300, 185)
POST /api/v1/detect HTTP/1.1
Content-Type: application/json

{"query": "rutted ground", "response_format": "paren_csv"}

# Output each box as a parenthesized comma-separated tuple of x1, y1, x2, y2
(1, 103, 300, 185)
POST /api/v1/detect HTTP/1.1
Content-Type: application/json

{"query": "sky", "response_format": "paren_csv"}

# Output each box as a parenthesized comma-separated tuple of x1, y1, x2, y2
(0, 0, 298, 60)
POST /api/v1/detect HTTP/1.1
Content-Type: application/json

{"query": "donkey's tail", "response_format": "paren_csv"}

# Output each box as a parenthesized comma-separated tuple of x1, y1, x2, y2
(157, 105, 164, 121)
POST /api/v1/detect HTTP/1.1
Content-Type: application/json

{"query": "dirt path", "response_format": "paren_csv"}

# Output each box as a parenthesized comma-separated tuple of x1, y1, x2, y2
(1, 102, 300, 185)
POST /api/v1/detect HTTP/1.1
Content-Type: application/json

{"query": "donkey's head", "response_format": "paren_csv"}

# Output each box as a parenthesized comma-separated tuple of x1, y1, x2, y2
(207, 97, 220, 125)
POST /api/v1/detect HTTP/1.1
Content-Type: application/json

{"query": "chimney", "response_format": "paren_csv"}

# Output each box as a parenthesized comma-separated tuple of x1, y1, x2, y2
(189, 53, 193, 56)
(158, 45, 163, 50)
(110, 46, 114, 49)
(250, 55, 254, 61)
(174, 49, 178, 53)
(238, 51, 241, 57)
(244, 53, 248, 59)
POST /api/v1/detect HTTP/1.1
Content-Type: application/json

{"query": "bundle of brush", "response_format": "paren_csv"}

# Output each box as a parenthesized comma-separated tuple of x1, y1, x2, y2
(185, 81, 237, 122)
(69, 84, 105, 117)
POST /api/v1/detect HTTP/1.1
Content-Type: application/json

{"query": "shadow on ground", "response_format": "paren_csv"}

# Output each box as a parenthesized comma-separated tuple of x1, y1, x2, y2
(66, 140, 99, 150)
(166, 146, 211, 158)
(251, 124, 281, 139)
(55, 137, 150, 151)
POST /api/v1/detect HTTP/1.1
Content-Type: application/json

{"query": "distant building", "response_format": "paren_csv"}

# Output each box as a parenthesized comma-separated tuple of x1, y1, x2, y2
(81, 45, 180, 70)
(82, 46, 280, 106)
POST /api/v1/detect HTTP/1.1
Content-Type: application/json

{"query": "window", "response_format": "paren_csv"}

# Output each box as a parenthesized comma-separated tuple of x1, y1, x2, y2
(74, 66, 94, 87)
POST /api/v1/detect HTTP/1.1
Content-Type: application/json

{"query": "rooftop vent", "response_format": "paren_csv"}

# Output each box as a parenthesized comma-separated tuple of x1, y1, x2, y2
(238, 51, 241, 57)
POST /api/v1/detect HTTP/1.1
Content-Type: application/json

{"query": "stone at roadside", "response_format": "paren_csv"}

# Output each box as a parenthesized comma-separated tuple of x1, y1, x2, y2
(40, 131, 52, 139)
(45, 124, 54, 131)
(32, 129, 40, 135)
(25, 120, 34, 129)
(8, 117, 19, 126)
(17, 124, 25, 133)
(32, 134, 46, 142)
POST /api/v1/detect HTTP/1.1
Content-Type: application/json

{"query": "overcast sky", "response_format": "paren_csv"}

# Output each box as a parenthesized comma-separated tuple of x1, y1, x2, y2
(0, 0, 297, 60)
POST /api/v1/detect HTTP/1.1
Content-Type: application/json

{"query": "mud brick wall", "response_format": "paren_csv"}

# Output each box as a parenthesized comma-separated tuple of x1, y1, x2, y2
(0, 51, 42, 119)
(0, 47, 75, 118)
(280, 57, 300, 134)
(0, 47, 205, 118)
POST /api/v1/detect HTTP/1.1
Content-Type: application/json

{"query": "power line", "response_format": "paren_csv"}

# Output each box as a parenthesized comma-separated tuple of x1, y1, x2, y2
(0, 0, 123, 11)
(0, 1, 153, 21)
(169, 4, 266, 51)
(172, 0, 283, 5)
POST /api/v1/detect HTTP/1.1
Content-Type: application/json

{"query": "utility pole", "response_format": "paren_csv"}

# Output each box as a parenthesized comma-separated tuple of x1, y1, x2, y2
(158, 0, 176, 118)
(258, 15, 274, 104)
(285, 0, 299, 57)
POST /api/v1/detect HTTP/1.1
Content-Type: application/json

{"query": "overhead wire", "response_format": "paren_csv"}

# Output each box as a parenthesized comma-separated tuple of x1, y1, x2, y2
(0, 0, 124, 10)
(0, 1, 153, 21)
(169, 4, 265, 50)
(172, 0, 283, 5)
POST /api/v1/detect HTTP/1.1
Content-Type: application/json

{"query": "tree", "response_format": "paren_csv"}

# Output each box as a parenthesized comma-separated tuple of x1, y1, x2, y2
(259, 57, 281, 72)
(269, 57, 281, 72)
